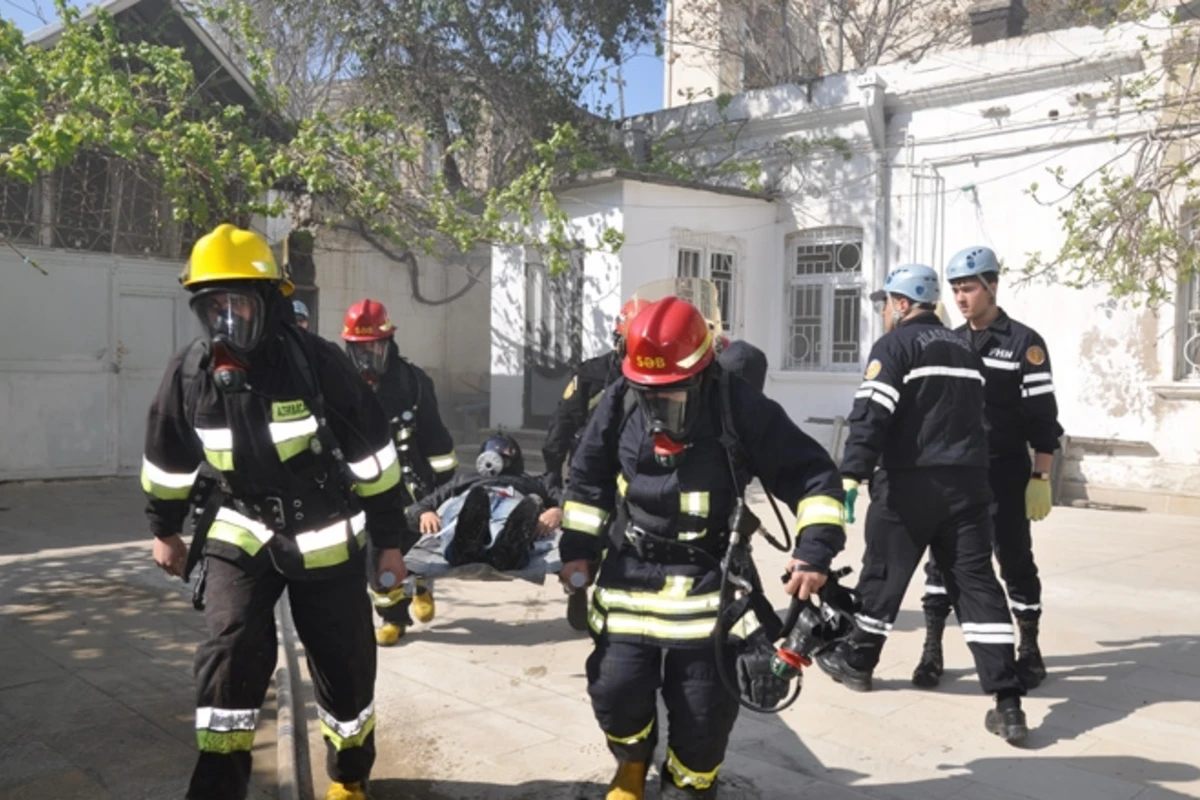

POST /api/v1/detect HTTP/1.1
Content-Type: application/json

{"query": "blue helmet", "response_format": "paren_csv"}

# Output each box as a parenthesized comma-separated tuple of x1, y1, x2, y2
(883, 264, 940, 304)
(292, 299, 310, 319)
(946, 246, 999, 282)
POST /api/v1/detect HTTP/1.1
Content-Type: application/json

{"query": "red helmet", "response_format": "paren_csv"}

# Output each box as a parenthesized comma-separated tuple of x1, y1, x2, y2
(342, 299, 396, 342)
(622, 297, 715, 386)
(615, 297, 651, 338)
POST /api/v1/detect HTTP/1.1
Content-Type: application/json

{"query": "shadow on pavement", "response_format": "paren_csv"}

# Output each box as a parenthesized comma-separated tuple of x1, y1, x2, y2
(413, 614, 585, 647)
(0, 543, 277, 799)
(369, 777, 606, 800)
(0, 478, 148, 556)
(908, 633, 1200, 748)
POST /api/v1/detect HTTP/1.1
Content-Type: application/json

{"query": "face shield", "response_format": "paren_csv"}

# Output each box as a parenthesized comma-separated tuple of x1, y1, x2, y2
(632, 377, 702, 441)
(346, 339, 391, 382)
(189, 287, 266, 354)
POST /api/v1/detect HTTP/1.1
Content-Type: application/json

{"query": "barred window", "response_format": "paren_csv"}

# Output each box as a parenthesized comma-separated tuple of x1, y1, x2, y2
(785, 227, 864, 371)
(673, 237, 739, 335)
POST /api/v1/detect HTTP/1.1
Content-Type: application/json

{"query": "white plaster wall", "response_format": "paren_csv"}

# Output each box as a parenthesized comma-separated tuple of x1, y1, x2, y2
(489, 182, 626, 428)
(641, 18, 1200, 497)
(313, 228, 490, 426)
(663, 0, 725, 108)
(490, 243, 526, 430)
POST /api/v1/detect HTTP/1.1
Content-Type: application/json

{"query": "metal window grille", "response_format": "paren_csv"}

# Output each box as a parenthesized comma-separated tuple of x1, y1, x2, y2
(0, 178, 38, 244)
(1181, 276, 1200, 381)
(674, 244, 738, 334)
(710, 251, 735, 334)
(677, 247, 702, 278)
(785, 227, 864, 371)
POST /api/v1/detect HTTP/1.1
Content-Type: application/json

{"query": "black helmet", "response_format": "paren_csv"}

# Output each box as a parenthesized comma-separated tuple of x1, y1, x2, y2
(476, 432, 524, 477)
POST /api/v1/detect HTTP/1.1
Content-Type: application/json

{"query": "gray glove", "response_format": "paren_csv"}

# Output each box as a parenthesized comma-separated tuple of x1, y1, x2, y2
(736, 638, 794, 709)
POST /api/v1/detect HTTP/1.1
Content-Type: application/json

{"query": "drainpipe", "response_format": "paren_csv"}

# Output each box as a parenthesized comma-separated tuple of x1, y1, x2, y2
(857, 73, 889, 342)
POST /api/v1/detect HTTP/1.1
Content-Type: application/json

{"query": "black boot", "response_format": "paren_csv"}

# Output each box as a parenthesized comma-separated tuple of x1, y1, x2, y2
(816, 643, 874, 692)
(487, 495, 543, 571)
(912, 604, 949, 689)
(446, 487, 491, 566)
(1016, 616, 1047, 689)
(985, 694, 1029, 744)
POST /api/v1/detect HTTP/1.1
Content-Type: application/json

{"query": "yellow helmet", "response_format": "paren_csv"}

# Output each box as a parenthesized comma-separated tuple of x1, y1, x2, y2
(181, 223, 294, 296)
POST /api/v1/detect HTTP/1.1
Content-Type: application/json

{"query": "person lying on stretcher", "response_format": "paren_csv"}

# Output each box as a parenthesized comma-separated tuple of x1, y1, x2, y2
(405, 432, 564, 572)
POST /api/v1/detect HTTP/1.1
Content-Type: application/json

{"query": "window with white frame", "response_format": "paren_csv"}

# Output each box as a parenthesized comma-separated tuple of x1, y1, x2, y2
(785, 226, 865, 371)
(675, 236, 739, 335)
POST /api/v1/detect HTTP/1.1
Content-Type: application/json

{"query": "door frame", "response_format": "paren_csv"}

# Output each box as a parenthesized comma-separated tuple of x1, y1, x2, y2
(523, 256, 583, 428)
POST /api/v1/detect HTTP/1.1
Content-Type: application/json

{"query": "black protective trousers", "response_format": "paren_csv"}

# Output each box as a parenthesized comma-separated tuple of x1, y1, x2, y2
(587, 636, 740, 793)
(846, 468, 1024, 696)
(923, 453, 1041, 621)
(187, 556, 377, 800)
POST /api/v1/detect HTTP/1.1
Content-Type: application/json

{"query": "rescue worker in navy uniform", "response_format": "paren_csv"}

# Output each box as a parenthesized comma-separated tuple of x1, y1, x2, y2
(341, 297, 458, 646)
(816, 264, 1030, 743)
(557, 297, 846, 800)
(914, 246, 1063, 690)
(544, 298, 648, 629)
(143, 225, 406, 800)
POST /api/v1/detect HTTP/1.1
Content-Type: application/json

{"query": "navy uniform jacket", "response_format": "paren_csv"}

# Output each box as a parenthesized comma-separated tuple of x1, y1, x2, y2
(960, 310, 1063, 459)
(375, 342, 458, 495)
(559, 371, 845, 648)
(542, 351, 623, 485)
(841, 312, 989, 482)
(141, 327, 407, 577)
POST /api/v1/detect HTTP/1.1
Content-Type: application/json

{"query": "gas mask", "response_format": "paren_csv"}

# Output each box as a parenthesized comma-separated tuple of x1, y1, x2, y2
(632, 378, 702, 468)
(346, 339, 391, 386)
(189, 287, 266, 394)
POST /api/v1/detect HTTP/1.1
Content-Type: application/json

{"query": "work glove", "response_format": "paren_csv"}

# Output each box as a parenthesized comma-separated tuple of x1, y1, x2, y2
(842, 478, 860, 525)
(1025, 476, 1052, 522)
(736, 635, 793, 709)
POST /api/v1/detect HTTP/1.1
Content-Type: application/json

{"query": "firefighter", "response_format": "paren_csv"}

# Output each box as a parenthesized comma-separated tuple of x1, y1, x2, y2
(293, 299, 311, 330)
(341, 298, 458, 646)
(543, 298, 647, 630)
(815, 264, 1030, 743)
(143, 224, 406, 800)
(914, 246, 1063, 691)
(557, 297, 846, 800)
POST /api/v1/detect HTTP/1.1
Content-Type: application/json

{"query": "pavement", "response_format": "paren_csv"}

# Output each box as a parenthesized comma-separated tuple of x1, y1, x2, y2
(0, 479, 277, 800)
(2, 478, 1198, 800)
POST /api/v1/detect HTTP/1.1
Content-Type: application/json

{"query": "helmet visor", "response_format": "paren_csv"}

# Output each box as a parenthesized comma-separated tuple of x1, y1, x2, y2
(189, 289, 265, 353)
(632, 379, 700, 440)
(346, 340, 390, 379)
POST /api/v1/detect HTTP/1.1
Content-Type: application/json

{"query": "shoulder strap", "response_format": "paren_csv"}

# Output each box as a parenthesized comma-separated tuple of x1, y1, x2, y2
(281, 323, 321, 402)
(180, 339, 211, 429)
(717, 367, 752, 496)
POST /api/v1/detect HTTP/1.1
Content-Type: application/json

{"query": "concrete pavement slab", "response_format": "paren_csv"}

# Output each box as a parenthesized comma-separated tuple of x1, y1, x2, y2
(294, 495, 1200, 800)
(0, 479, 277, 799)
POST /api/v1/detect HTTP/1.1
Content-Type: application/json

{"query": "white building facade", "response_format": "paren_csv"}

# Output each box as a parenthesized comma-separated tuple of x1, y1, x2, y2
(492, 19, 1200, 514)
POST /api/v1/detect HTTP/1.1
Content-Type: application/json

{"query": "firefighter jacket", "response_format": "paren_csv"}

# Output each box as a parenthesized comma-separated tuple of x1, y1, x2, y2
(405, 471, 562, 532)
(376, 341, 458, 498)
(840, 311, 989, 482)
(559, 371, 846, 648)
(959, 310, 1063, 458)
(141, 327, 407, 580)
(542, 351, 623, 486)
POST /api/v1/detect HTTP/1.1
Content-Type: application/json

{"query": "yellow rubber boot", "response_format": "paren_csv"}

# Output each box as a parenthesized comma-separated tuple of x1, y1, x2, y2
(325, 781, 368, 800)
(606, 761, 647, 800)
(375, 623, 404, 647)
(411, 582, 436, 623)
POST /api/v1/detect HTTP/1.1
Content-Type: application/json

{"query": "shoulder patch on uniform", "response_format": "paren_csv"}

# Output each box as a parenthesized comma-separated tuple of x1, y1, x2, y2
(1025, 345, 1046, 366)
(865, 359, 883, 380)
(562, 377, 577, 400)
